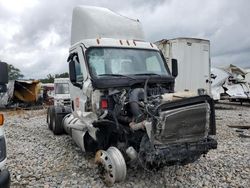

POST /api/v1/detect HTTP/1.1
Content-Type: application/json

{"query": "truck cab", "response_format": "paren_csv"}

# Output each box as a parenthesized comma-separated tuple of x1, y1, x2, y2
(0, 62, 11, 187)
(48, 6, 217, 186)
(47, 78, 70, 132)
(53, 78, 71, 106)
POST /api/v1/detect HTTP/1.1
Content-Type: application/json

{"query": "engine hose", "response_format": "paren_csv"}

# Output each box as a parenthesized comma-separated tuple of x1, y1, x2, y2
(144, 77, 150, 103)
(129, 88, 144, 118)
(112, 104, 122, 131)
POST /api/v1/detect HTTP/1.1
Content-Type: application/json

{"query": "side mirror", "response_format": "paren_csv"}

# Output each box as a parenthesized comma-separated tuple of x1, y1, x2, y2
(69, 60, 77, 84)
(0, 62, 8, 83)
(171, 59, 178, 77)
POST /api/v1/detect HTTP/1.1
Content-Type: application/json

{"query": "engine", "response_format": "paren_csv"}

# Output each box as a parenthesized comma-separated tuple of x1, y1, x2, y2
(84, 84, 217, 186)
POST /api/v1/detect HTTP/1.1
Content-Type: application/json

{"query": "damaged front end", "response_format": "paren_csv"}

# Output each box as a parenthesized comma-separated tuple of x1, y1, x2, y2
(93, 87, 217, 186)
(92, 86, 217, 170)
(139, 95, 217, 167)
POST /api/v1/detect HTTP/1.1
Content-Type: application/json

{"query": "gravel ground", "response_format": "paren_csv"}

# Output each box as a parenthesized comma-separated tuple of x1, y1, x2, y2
(1, 101, 250, 188)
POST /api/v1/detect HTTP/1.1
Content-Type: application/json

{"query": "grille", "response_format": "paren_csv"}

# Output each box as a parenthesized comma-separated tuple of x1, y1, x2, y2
(154, 103, 210, 144)
(63, 99, 71, 106)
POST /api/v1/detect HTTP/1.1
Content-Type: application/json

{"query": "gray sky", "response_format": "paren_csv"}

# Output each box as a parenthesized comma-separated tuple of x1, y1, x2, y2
(0, 0, 250, 79)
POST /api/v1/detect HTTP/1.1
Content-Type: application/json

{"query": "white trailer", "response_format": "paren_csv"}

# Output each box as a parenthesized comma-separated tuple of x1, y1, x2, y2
(155, 38, 211, 95)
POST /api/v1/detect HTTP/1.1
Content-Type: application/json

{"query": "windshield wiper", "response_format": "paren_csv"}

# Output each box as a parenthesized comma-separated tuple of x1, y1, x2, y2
(132, 73, 162, 76)
(98, 74, 135, 80)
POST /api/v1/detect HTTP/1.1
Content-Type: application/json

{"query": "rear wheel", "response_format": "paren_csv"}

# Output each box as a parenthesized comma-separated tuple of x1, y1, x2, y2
(47, 106, 53, 130)
(51, 106, 64, 135)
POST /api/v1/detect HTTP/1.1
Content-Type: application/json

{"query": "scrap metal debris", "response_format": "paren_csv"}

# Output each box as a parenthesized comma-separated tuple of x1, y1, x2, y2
(13, 80, 41, 103)
(211, 64, 250, 104)
(0, 80, 42, 108)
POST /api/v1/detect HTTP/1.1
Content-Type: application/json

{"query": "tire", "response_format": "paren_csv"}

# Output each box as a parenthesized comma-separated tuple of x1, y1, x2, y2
(47, 106, 53, 130)
(51, 106, 64, 135)
(180, 154, 202, 166)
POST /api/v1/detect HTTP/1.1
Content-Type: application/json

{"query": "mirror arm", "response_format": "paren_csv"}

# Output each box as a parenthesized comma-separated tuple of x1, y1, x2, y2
(73, 82, 82, 89)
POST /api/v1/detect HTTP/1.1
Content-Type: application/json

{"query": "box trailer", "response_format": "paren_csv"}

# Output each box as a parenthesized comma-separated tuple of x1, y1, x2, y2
(155, 38, 211, 95)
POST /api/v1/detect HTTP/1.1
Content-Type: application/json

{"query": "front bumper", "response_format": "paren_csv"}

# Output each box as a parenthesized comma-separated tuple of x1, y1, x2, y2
(0, 169, 10, 188)
(142, 137, 217, 165)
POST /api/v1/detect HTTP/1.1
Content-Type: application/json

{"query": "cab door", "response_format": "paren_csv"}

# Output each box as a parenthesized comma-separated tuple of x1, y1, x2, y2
(68, 45, 90, 118)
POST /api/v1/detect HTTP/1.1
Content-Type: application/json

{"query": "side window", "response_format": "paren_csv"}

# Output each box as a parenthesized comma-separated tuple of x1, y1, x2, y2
(146, 56, 162, 72)
(73, 54, 83, 82)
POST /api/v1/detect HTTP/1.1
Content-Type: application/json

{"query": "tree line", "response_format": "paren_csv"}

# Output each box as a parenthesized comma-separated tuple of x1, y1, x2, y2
(40, 73, 69, 83)
(0, 61, 68, 83)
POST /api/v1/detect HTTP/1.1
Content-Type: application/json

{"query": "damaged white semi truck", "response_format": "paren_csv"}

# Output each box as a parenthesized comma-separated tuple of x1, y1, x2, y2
(47, 6, 217, 186)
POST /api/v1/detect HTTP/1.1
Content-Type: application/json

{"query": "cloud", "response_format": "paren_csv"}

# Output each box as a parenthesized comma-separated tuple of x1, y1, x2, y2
(123, 0, 250, 68)
(0, 0, 250, 79)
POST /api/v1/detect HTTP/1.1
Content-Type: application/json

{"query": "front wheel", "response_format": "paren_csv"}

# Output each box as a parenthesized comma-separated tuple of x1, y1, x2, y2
(95, 147, 127, 186)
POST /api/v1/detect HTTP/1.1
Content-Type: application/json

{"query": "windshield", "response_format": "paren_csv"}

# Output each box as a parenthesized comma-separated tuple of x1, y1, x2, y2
(86, 48, 169, 77)
(55, 83, 69, 94)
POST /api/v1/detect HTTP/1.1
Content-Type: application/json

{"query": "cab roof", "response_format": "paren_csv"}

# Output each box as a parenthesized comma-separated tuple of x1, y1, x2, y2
(70, 38, 159, 52)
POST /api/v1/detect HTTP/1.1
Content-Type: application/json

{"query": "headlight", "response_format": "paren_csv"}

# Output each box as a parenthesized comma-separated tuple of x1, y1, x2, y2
(0, 136, 6, 162)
